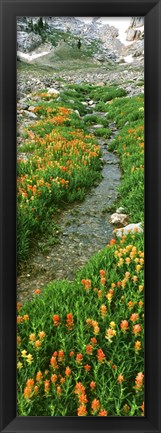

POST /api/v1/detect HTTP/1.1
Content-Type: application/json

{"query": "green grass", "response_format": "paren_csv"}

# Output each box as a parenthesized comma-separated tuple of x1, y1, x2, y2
(106, 95, 144, 222)
(17, 80, 144, 417)
(17, 233, 144, 416)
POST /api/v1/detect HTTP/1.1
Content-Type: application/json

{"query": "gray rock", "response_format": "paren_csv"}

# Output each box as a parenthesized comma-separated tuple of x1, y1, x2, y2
(110, 213, 128, 226)
(126, 28, 141, 41)
(48, 88, 60, 95)
(28, 105, 36, 112)
(114, 222, 143, 237)
(25, 111, 37, 119)
(18, 103, 29, 110)
(17, 31, 42, 53)
(92, 124, 103, 129)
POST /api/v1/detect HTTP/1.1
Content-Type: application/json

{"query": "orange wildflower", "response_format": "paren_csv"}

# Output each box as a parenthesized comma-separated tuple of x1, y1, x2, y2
(69, 350, 75, 357)
(112, 364, 116, 370)
(34, 289, 41, 294)
(66, 313, 74, 330)
(90, 381, 96, 390)
(90, 337, 97, 345)
(44, 379, 50, 393)
(98, 409, 108, 416)
(84, 364, 91, 372)
(34, 385, 39, 394)
(50, 356, 58, 369)
(58, 350, 64, 362)
(127, 301, 133, 309)
(105, 327, 116, 342)
(138, 300, 144, 307)
(77, 405, 87, 416)
(130, 313, 139, 322)
(51, 374, 57, 383)
(65, 366, 71, 376)
(26, 378, 34, 388)
(99, 269, 106, 277)
(29, 333, 36, 342)
(56, 385, 62, 395)
(86, 318, 92, 325)
(53, 314, 61, 326)
(106, 292, 113, 303)
(86, 344, 93, 355)
(97, 348, 106, 363)
(23, 386, 32, 399)
(84, 279, 92, 289)
(100, 304, 108, 318)
(60, 377, 66, 384)
(117, 374, 124, 384)
(134, 340, 141, 351)
(17, 315, 23, 324)
(132, 324, 142, 335)
(141, 401, 144, 413)
(120, 320, 129, 332)
(17, 302, 22, 311)
(134, 372, 144, 390)
(22, 316, 29, 325)
(91, 398, 100, 414)
(100, 277, 106, 285)
(36, 371, 43, 382)
(74, 382, 86, 396)
(79, 394, 88, 404)
(34, 340, 42, 348)
(38, 331, 46, 340)
(81, 279, 91, 289)
(97, 290, 103, 298)
(76, 353, 83, 364)
(110, 238, 116, 245)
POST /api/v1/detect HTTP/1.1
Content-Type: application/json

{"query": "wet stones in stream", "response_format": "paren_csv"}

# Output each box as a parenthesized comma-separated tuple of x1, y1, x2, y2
(17, 119, 121, 303)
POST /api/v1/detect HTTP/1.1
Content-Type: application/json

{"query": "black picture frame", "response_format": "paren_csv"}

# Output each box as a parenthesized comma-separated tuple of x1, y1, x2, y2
(0, 0, 161, 432)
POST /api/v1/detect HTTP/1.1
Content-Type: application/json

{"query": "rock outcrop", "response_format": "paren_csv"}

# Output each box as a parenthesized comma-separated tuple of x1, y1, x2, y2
(17, 31, 42, 52)
(17, 16, 144, 65)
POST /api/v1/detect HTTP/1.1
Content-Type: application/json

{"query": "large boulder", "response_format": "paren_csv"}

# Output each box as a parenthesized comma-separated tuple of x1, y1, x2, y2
(114, 222, 143, 237)
(126, 28, 141, 41)
(110, 213, 128, 227)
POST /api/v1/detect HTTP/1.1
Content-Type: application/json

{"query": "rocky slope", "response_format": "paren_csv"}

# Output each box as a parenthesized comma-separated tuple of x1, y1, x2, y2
(17, 16, 144, 65)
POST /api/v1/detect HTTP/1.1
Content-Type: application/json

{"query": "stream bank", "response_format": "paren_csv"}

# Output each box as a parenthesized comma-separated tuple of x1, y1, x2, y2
(17, 120, 121, 302)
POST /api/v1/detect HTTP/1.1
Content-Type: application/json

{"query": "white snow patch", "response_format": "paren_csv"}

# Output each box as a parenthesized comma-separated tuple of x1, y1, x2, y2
(17, 50, 50, 61)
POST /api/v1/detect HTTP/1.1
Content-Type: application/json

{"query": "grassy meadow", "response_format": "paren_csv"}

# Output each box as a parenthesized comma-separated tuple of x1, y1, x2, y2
(17, 80, 144, 416)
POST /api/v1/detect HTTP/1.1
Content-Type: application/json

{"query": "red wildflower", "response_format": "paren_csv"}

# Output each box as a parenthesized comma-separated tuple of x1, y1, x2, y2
(76, 353, 83, 364)
(53, 314, 61, 326)
(91, 398, 100, 414)
(66, 313, 74, 330)
(97, 348, 106, 363)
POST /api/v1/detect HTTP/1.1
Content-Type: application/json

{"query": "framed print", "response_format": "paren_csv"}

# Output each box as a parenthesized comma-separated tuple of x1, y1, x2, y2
(0, 0, 161, 432)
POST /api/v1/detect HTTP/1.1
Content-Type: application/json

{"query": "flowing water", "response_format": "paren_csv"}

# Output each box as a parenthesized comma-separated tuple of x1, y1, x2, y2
(17, 119, 121, 302)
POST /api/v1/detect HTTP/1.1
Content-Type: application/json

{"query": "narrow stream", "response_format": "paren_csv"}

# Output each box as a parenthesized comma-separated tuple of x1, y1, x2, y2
(17, 119, 121, 302)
